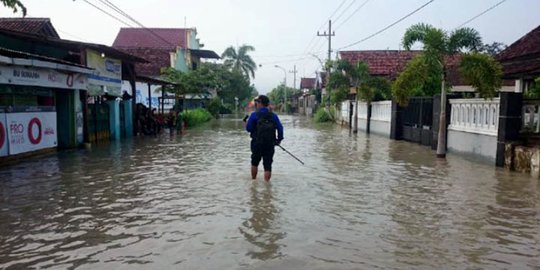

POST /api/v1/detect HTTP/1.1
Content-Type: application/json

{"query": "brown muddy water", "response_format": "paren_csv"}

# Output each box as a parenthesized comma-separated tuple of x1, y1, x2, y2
(0, 115, 539, 269)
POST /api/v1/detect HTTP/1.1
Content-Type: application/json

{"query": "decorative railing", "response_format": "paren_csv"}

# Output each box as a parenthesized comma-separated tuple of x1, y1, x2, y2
(370, 101, 392, 122)
(449, 98, 500, 136)
(522, 99, 540, 133)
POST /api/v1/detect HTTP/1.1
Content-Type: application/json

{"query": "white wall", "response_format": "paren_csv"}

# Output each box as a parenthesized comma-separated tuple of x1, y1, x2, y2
(340, 100, 391, 137)
(447, 98, 500, 162)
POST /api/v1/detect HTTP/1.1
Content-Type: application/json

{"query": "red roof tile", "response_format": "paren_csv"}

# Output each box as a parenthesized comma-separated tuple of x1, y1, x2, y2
(300, 78, 316, 89)
(497, 25, 540, 78)
(116, 47, 171, 76)
(0, 17, 59, 38)
(340, 50, 421, 79)
(112, 28, 189, 50)
(497, 25, 540, 62)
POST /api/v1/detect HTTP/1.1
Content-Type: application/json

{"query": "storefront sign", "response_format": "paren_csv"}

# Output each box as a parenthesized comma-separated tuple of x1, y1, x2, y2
(0, 65, 88, 90)
(0, 113, 7, 157)
(6, 112, 57, 155)
(87, 50, 122, 96)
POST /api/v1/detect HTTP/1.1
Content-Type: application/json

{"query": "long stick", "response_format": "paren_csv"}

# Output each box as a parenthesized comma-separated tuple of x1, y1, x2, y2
(277, 145, 304, 165)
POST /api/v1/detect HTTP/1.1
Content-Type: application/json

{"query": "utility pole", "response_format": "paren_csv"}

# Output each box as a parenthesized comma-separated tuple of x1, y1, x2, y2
(289, 65, 298, 89)
(317, 20, 335, 106)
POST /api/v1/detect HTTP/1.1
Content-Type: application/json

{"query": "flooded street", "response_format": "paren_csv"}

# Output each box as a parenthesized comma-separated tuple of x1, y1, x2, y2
(1, 115, 539, 269)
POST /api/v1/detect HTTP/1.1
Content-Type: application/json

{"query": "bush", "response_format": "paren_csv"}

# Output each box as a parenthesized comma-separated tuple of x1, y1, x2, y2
(314, 106, 336, 123)
(207, 98, 221, 118)
(183, 108, 212, 127)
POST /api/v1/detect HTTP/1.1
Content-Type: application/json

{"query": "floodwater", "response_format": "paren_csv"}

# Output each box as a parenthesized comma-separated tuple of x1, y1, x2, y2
(0, 115, 539, 270)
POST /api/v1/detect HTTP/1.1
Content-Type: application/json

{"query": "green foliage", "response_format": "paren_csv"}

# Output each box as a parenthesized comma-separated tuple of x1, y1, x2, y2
(1, 0, 25, 15)
(395, 23, 501, 106)
(392, 55, 441, 106)
(314, 106, 336, 123)
(459, 53, 503, 99)
(183, 108, 212, 127)
(206, 98, 221, 118)
(267, 83, 299, 106)
(524, 77, 540, 98)
(480, 42, 507, 57)
(162, 66, 217, 96)
(330, 86, 349, 105)
(328, 59, 393, 104)
(162, 63, 255, 111)
(221, 45, 257, 79)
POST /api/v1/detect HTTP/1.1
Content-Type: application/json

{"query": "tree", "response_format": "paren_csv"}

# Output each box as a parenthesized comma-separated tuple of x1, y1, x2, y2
(1, 0, 25, 16)
(221, 44, 257, 80)
(480, 42, 507, 57)
(267, 83, 299, 112)
(395, 23, 502, 158)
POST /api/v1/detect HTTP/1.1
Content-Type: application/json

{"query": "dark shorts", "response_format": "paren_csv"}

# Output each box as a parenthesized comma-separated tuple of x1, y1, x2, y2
(251, 140, 275, 171)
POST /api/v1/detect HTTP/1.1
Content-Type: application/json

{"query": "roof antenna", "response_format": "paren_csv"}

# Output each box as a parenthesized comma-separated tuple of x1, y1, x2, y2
(184, 16, 187, 28)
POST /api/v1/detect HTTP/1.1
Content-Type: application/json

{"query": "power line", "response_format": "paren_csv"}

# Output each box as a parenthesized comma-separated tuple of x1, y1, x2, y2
(81, 0, 133, 27)
(338, 0, 435, 50)
(333, 0, 358, 25)
(303, 0, 349, 55)
(334, 0, 371, 31)
(97, 0, 177, 47)
(457, 0, 507, 28)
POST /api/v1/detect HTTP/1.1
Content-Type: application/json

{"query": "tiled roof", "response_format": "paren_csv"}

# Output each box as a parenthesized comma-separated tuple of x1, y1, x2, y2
(340, 50, 467, 85)
(0, 17, 59, 38)
(497, 25, 540, 62)
(300, 78, 316, 89)
(497, 25, 540, 78)
(340, 50, 420, 78)
(116, 47, 171, 76)
(112, 28, 189, 49)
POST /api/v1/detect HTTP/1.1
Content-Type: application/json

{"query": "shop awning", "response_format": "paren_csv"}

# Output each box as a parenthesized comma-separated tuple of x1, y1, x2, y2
(189, 49, 220, 59)
(0, 47, 94, 74)
(136, 75, 177, 86)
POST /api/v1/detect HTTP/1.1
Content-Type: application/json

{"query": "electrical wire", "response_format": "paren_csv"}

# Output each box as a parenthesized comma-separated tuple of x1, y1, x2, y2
(338, 0, 435, 50)
(457, 0, 507, 28)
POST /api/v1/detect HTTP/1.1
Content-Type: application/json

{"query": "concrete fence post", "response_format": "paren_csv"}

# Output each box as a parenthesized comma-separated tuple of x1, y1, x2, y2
(496, 92, 523, 167)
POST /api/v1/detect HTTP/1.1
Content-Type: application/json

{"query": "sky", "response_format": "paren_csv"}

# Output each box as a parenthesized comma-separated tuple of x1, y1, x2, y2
(1, 0, 540, 94)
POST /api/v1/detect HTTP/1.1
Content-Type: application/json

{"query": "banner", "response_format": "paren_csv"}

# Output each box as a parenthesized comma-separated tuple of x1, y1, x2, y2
(0, 65, 88, 90)
(0, 113, 7, 157)
(6, 112, 57, 155)
(86, 49, 122, 96)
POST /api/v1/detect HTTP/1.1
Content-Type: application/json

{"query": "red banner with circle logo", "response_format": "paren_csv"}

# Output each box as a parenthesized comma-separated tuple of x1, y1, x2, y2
(0, 113, 7, 157)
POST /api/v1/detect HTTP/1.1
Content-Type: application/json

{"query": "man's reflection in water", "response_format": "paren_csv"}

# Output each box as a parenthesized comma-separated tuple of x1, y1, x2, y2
(239, 182, 284, 260)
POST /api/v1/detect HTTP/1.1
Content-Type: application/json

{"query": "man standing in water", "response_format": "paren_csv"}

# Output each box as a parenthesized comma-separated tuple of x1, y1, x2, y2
(245, 95, 284, 181)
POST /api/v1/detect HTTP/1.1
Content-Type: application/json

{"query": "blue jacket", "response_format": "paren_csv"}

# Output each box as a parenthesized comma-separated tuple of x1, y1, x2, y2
(246, 108, 284, 141)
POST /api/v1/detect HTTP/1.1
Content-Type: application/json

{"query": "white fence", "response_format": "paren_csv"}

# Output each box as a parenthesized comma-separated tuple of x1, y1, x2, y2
(341, 101, 367, 122)
(449, 98, 500, 136)
(339, 100, 392, 137)
(447, 98, 500, 162)
(371, 101, 392, 122)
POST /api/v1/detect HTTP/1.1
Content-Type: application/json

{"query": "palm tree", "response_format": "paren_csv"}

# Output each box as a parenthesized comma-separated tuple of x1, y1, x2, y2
(221, 45, 257, 79)
(1, 0, 26, 16)
(394, 23, 502, 158)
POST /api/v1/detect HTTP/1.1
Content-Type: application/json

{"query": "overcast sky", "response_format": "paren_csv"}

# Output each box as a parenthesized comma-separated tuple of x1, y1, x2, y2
(2, 0, 540, 94)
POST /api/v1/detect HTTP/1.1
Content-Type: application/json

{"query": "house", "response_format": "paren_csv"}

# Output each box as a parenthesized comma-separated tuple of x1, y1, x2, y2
(298, 77, 318, 116)
(0, 17, 59, 38)
(0, 21, 145, 152)
(495, 25, 540, 171)
(112, 27, 219, 111)
(497, 25, 540, 92)
(340, 50, 515, 93)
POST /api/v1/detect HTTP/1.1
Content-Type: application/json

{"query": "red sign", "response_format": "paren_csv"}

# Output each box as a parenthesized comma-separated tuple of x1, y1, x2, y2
(28, 117, 42, 145)
(0, 121, 5, 149)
